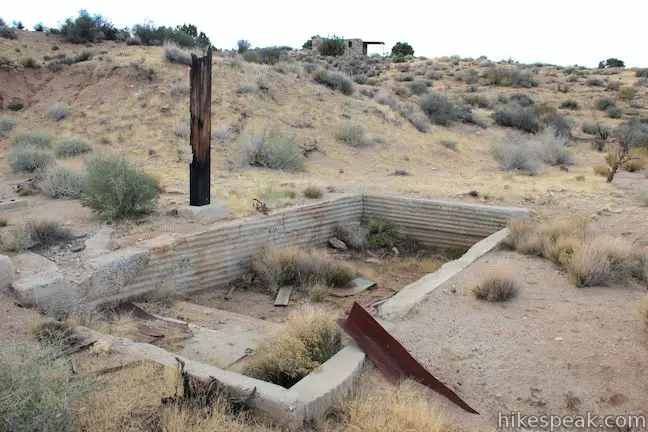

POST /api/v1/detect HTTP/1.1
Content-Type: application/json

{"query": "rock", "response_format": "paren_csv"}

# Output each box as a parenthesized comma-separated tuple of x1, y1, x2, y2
(554, 337, 564, 341)
(391, 247, 399, 255)
(0, 255, 14, 290)
(328, 237, 348, 251)
(83, 226, 119, 260)
(11, 252, 65, 306)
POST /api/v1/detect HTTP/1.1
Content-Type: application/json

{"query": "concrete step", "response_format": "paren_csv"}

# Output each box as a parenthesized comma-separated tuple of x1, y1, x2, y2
(136, 301, 279, 372)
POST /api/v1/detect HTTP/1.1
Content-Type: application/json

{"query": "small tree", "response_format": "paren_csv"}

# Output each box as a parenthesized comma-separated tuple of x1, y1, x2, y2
(302, 38, 314, 50)
(392, 42, 414, 57)
(599, 58, 625, 68)
(12, 21, 24, 30)
(318, 36, 345, 56)
(237, 39, 251, 53)
(33, 22, 45, 32)
(605, 122, 641, 182)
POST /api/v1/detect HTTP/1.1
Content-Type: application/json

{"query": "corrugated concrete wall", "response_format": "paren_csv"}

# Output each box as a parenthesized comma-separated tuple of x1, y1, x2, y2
(362, 194, 529, 250)
(123, 195, 363, 297)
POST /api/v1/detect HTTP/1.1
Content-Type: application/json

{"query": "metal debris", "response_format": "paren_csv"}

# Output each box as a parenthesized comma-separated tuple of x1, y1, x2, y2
(337, 302, 479, 414)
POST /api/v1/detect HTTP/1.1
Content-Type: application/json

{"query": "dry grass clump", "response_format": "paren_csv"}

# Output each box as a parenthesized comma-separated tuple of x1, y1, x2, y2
(12, 131, 53, 149)
(336, 121, 371, 147)
(473, 262, 519, 301)
(242, 305, 341, 387)
(303, 185, 324, 199)
(637, 190, 648, 206)
(1, 219, 73, 252)
(252, 247, 355, 294)
(48, 103, 71, 121)
(307, 280, 331, 302)
(0, 114, 15, 137)
(40, 164, 87, 199)
(0, 214, 8, 227)
(639, 296, 648, 333)
(566, 236, 633, 287)
(318, 369, 451, 432)
(241, 131, 306, 172)
(54, 138, 91, 158)
(163, 42, 192, 65)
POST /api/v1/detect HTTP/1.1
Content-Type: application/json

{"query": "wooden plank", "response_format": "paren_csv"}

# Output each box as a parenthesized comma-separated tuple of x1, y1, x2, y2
(189, 47, 213, 206)
(274, 286, 293, 306)
(331, 277, 376, 298)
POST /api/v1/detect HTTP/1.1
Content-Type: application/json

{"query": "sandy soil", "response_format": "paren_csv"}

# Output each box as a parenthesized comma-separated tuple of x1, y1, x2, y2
(389, 249, 648, 431)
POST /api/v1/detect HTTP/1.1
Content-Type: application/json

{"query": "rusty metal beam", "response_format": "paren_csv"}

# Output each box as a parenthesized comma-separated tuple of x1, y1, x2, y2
(189, 47, 213, 206)
(337, 302, 479, 414)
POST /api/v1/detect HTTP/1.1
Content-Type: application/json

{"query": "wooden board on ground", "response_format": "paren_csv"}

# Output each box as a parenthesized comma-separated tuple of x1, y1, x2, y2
(331, 277, 377, 298)
(274, 286, 293, 306)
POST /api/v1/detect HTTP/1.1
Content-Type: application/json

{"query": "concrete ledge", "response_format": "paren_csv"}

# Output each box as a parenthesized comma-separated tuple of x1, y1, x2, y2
(12, 252, 65, 305)
(378, 228, 510, 321)
(289, 343, 366, 421)
(0, 199, 28, 213)
(178, 203, 229, 224)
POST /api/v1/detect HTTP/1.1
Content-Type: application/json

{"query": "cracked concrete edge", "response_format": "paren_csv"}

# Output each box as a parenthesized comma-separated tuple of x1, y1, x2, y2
(378, 228, 511, 321)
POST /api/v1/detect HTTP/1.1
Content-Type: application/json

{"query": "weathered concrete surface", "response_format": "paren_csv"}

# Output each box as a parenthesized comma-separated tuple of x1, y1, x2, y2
(150, 301, 279, 370)
(11, 252, 64, 305)
(290, 343, 366, 420)
(82, 226, 119, 260)
(0, 199, 28, 213)
(178, 203, 229, 224)
(378, 228, 510, 321)
(0, 254, 14, 290)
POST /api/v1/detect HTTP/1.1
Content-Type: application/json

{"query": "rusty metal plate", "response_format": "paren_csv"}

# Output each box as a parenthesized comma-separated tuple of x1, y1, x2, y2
(337, 302, 479, 414)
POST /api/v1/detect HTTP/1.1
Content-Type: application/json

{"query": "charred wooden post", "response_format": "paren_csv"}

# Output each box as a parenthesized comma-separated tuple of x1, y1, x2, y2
(189, 47, 212, 206)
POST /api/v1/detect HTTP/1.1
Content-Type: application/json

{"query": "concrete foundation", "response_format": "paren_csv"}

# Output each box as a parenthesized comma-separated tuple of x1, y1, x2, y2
(178, 202, 229, 224)
(12, 252, 64, 305)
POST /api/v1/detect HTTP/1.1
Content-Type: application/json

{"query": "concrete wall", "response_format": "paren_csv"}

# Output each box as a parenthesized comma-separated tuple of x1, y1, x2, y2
(363, 194, 529, 250)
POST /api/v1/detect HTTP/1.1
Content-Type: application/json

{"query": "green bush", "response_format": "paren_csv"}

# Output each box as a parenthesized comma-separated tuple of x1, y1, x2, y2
(391, 42, 414, 57)
(0, 115, 15, 137)
(7, 99, 24, 111)
(509, 93, 534, 107)
(22, 57, 39, 69)
(7, 147, 54, 172)
(491, 133, 541, 175)
(406, 80, 428, 95)
(582, 122, 608, 136)
(486, 67, 538, 88)
(48, 103, 70, 121)
(237, 39, 251, 53)
(312, 69, 354, 95)
(163, 43, 192, 65)
(0, 25, 17, 40)
(419, 92, 458, 125)
(59, 9, 116, 43)
(259, 47, 289, 65)
(336, 122, 370, 147)
(82, 154, 159, 219)
(560, 99, 579, 110)
(40, 165, 87, 199)
(596, 98, 616, 111)
(318, 36, 345, 56)
(241, 131, 306, 172)
(493, 104, 540, 133)
(606, 106, 623, 118)
(12, 132, 53, 149)
(54, 138, 91, 158)
(441, 139, 457, 150)
(0, 343, 89, 431)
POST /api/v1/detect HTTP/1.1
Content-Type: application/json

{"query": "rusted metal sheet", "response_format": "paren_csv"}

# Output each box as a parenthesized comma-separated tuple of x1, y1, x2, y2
(337, 302, 479, 414)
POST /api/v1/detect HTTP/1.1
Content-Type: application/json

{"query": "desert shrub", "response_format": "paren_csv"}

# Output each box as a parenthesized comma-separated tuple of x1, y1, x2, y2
(534, 127, 574, 165)
(395, 73, 414, 82)
(48, 103, 70, 121)
(640, 296, 648, 333)
(252, 247, 355, 293)
(441, 139, 457, 150)
(241, 131, 306, 171)
(7, 99, 24, 111)
(636, 69, 648, 78)
(303, 185, 323, 199)
(493, 104, 540, 133)
(605, 81, 621, 91)
(40, 165, 87, 199)
(22, 57, 39, 68)
(236, 82, 258, 93)
(1, 220, 72, 252)
(129, 59, 156, 82)
(586, 77, 604, 86)
(82, 154, 159, 219)
(307, 281, 331, 302)
(544, 113, 572, 138)
(596, 98, 616, 111)
(560, 99, 579, 110)
(126, 36, 141, 45)
(486, 67, 538, 88)
(0, 215, 7, 227)
(582, 122, 608, 136)
(624, 158, 645, 172)
(636, 190, 648, 206)
(566, 236, 632, 287)
(509, 93, 534, 107)
(406, 80, 428, 95)
(59, 10, 116, 43)
(473, 263, 519, 301)
(612, 119, 648, 148)
(426, 70, 443, 80)
(168, 83, 190, 98)
(367, 218, 400, 248)
(0, 25, 17, 39)
(491, 132, 541, 174)
(593, 164, 610, 176)
(0, 343, 89, 432)
(12, 132, 53, 149)
(54, 138, 91, 158)
(464, 94, 494, 109)
(336, 121, 370, 147)
(419, 92, 458, 126)
(7, 147, 54, 172)
(606, 106, 623, 118)
(399, 106, 430, 133)
(163, 43, 192, 65)
(258, 46, 289, 65)
(318, 37, 345, 56)
(312, 69, 354, 95)
(0, 115, 14, 136)
(619, 87, 637, 102)
(243, 306, 341, 387)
